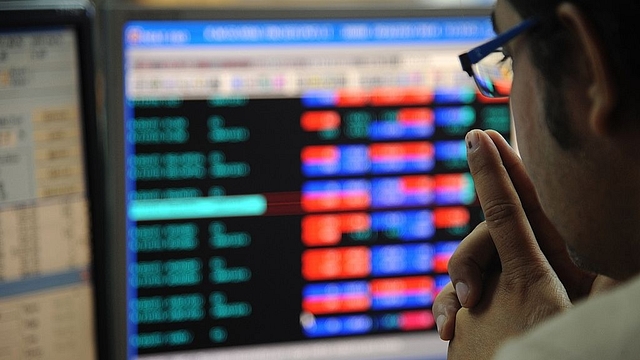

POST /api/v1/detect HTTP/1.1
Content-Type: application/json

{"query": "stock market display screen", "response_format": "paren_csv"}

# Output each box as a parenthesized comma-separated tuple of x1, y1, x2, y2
(121, 17, 509, 360)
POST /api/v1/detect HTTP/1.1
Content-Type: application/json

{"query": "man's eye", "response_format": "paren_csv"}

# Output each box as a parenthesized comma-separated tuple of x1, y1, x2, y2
(497, 47, 511, 61)
(498, 54, 511, 64)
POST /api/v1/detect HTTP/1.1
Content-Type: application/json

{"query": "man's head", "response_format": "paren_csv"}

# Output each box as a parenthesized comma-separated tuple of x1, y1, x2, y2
(506, 1, 640, 134)
(493, 0, 640, 280)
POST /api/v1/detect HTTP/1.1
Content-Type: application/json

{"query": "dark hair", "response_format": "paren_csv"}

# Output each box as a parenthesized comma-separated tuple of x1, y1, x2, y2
(507, 1, 640, 145)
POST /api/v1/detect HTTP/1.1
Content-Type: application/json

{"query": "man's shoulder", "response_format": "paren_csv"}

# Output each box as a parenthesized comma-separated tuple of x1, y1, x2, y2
(494, 275, 640, 360)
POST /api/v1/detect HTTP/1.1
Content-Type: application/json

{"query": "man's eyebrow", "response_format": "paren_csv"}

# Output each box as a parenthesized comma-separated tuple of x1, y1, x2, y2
(490, 11, 500, 34)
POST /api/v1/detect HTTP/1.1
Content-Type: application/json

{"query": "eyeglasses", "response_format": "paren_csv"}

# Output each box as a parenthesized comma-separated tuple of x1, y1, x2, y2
(459, 18, 537, 98)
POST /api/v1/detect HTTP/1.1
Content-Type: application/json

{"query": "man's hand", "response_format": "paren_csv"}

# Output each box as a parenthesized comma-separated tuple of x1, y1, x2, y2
(433, 130, 618, 342)
(433, 130, 583, 359)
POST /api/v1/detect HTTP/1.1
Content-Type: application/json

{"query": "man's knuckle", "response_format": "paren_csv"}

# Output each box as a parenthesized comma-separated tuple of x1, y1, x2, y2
(483, 201, 520, 226)
(448, 252, 474, 272)
(501, 266, 548, 292)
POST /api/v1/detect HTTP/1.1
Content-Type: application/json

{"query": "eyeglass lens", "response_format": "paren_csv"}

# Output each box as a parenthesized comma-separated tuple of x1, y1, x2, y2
(471, 51, 512, 98)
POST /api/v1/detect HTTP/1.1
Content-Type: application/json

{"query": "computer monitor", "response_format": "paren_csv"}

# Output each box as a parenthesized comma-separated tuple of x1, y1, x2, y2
(0, 1, 103, 359)
(101, 2, 508, 359)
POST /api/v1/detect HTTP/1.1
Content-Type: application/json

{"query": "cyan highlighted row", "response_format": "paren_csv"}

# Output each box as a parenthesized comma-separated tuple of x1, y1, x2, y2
(128, 195, 267, 222)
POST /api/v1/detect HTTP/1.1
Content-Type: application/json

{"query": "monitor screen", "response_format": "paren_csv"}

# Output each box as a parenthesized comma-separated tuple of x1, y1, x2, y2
(0, 2, 101, 359)
(103, 4, 508, 360)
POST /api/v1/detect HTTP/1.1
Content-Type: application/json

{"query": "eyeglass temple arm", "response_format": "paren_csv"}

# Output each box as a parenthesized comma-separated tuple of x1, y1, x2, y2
(458, 17, 538, 77)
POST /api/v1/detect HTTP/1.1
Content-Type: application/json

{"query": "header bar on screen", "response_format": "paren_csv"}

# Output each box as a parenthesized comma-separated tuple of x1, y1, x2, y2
(124, 18, 493, 48)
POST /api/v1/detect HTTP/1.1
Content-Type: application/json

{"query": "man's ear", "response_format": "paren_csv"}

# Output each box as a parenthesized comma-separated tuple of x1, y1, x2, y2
(556, 3, 617, 135)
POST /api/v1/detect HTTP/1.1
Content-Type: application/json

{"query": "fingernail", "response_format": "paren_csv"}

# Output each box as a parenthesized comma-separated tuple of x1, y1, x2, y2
(456, 282, 469, 306)
(466, 130, 480, 151)
(436, 314, 446, 335)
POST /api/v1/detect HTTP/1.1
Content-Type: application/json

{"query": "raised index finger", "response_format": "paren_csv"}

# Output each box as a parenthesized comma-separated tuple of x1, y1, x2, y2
(465, 129, 545, 273)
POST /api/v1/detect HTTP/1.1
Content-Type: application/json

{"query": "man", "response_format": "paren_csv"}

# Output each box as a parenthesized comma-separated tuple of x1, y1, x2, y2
(432, 0, 640, 359)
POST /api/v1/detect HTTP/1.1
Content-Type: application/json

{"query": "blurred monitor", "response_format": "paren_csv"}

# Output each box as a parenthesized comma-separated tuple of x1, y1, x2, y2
(0, 1, 103, 359)
(101, 2, 508, 360)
